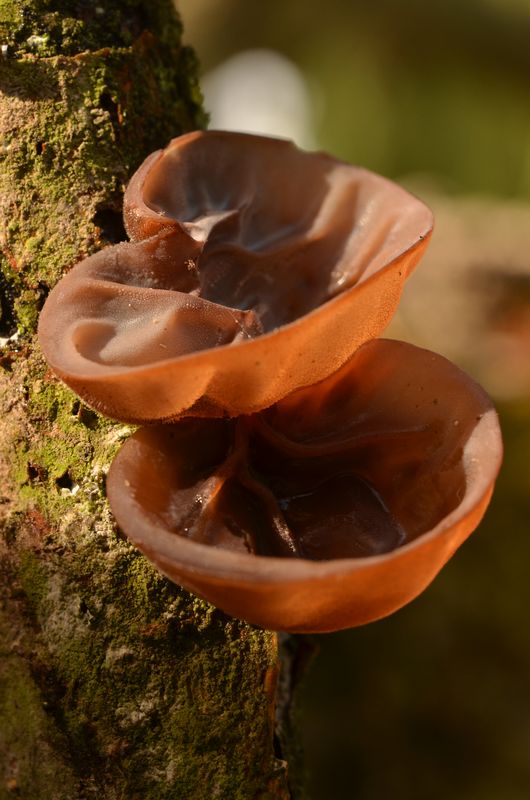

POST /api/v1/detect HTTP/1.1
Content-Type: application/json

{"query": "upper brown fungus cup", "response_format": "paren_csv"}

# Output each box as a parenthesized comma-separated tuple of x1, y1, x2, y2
(106, 339, 502, 633)
(38, 131, 433, 423)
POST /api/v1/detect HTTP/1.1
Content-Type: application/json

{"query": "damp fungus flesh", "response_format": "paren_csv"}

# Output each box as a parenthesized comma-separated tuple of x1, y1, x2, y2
(38, 130, 433, 423)
(37, 131, 501, 632)
(106, 339, 502, 633)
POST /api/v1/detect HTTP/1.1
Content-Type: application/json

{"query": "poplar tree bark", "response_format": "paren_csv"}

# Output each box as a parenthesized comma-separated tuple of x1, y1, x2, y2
(0, 3, 292, 797)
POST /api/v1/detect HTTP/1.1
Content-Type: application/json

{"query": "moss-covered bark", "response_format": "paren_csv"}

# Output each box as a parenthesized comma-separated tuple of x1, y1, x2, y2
(0, 3, 291, 797)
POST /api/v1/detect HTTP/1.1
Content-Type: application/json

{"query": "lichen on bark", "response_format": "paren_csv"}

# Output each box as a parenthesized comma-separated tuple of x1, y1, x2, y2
(0, 2, 291, 797)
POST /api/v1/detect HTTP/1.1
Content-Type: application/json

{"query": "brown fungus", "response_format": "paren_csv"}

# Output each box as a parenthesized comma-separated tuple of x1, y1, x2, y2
(106, 339, 502, 633)
(38, 131, 433, 422)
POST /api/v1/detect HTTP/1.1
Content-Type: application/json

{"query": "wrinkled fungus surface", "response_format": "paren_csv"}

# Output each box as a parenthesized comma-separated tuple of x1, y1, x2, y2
(107, 339, 502, 633)
(38, 131, 433, 422)
(37, 131, 501, 632)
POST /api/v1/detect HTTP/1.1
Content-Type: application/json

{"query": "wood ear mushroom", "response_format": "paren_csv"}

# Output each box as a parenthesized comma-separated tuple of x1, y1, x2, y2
(106, 339, 502, 633)
(38, 132, 501, 632)
(38, 130, 433, 423)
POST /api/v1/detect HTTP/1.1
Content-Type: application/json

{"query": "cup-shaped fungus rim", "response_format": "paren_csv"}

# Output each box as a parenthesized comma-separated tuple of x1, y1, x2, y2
(106, 339, 502, 633)
(38, 132, 433, 423)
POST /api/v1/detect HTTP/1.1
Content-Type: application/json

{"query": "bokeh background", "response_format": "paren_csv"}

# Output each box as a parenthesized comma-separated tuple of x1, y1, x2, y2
(178, 3, 530, 798)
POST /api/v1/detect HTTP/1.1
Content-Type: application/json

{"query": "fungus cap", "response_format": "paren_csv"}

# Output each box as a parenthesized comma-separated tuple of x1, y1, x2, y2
(38, 131, 433, 422)
(106, 339, 502, 633)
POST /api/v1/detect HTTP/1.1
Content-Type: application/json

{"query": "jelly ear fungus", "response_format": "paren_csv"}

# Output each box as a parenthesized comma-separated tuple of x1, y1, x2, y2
(38, 131, 433, 423)
(38, 131, 501, 631)
(107, 339, 502, 634)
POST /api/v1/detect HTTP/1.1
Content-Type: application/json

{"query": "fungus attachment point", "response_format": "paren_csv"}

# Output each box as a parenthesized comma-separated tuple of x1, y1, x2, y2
(107, 339, 502, 633)
(38, 131, 433, 422)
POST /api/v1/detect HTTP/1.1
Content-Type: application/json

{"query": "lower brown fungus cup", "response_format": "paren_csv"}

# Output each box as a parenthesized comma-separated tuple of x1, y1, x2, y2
(106, 339, 502, 633)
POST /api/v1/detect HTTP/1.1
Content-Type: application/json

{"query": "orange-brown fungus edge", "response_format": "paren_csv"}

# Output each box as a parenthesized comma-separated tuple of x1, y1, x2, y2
(38, 131, 433, 423)
(106, 339, 502, 633)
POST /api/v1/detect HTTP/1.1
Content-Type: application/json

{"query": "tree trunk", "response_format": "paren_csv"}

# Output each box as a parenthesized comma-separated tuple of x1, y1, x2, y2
(0, 3, 291, 797)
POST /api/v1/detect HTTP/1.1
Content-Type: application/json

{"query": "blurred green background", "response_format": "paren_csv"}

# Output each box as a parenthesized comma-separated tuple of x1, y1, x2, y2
(180, 0, 530, 198)
(179, 2, 530, 798)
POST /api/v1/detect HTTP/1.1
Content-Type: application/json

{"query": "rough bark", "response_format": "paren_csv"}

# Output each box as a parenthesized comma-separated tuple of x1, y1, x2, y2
(0, 3, 291, 798)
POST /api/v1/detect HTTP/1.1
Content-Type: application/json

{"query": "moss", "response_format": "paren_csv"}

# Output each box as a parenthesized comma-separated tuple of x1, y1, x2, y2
(0, 606, 80, 799)
(0, 31, 204, 337)
(18, 550, 48, 612)
(0, 0, 183, 58)
(6, 519, 287, 797)
(5, 352, 120, 521)
(0, 2, 292, 796)
(2, 476, 290, 795)
(14, 288, 42, 332)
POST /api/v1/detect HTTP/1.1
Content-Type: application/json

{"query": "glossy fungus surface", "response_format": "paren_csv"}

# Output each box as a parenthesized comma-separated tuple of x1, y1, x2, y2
(107, 339, 502, 633)
(38, 131, 433, 422)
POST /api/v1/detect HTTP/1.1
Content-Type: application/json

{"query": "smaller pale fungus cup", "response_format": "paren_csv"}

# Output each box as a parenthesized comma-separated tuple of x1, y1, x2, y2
(38, 131, 433, 423)
(106, 339, 502, 633)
